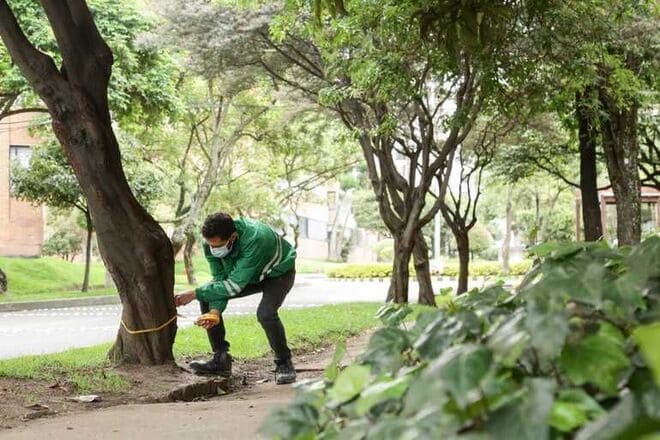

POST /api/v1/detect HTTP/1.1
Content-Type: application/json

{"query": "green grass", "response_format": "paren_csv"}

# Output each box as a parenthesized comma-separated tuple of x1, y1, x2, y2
(0, 302, 385, 393)
(0, 256, 107, 298)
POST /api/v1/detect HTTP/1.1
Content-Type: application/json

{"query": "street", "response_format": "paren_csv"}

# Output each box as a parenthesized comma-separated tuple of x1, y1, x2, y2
(0, 277, 442, 359)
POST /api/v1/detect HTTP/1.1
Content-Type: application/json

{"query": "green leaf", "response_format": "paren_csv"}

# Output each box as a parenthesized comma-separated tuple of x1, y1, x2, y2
(560, 323, 630, 394)
(413, 312, 465, 360)
(327, 364, 371, 407)
(550, 388, 606, 432)
(634, 323, 660, 386)
(525, 289, 569, 361)
(259, 402, 319, 440)
(354, 375, 410, 416)
(484, 379, 556, 440)
(487, 310, 530, 366)
(324, 340, 347, 382)
(360, 327, 410, 374)
(425, 344, 493, 409)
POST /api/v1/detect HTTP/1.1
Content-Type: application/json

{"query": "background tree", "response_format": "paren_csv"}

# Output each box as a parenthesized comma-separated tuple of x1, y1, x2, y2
(11, 135, 161, 292)
(0, 0, 178, 364)
(0, 0, 179, 123)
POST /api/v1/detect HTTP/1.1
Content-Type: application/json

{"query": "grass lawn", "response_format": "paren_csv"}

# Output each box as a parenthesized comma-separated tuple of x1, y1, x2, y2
(0, 302, 389, 393)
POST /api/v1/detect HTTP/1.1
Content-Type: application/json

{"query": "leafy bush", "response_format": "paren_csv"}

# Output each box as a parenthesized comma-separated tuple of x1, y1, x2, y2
(42, 230, 83, 261)
(328, 260, 534, 279)
(262, 238, 660, 439)
(371, 239, 394, 263)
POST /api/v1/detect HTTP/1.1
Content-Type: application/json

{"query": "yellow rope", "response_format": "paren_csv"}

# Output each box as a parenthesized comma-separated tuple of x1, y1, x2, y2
(120, 314, 178, 335)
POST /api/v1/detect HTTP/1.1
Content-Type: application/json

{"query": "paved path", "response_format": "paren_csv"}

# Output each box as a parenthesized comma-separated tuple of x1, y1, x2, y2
(0, 278, 449, 359)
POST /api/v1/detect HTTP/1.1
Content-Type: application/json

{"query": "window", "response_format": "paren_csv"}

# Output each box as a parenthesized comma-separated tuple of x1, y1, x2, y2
(9, 145, 32, 168)
(298, 216, 327, 241)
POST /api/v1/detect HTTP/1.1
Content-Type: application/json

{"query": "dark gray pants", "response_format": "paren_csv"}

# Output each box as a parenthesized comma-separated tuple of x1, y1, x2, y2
(199, 270, 295, 363)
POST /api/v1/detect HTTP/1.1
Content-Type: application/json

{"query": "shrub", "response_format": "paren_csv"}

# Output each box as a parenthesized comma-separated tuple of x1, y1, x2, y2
(371, 239, 394, 262)
(262, 238, 660, 439)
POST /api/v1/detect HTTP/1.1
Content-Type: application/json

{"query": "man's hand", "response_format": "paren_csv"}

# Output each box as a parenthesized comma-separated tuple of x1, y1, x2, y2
(174, 290, 196, 307)
(196, 309, 221, 329)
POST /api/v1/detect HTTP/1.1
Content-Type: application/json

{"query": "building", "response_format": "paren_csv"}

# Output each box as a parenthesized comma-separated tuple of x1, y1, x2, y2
(575, 186, 660, 240)
(0, 114, 45, 256)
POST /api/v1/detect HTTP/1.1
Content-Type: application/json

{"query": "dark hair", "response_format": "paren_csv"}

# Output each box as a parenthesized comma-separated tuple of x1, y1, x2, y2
(201, 212, 236, 239)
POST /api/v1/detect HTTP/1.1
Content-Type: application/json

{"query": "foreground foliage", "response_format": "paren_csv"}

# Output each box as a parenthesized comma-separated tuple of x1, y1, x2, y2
(262, 238, 660, 439)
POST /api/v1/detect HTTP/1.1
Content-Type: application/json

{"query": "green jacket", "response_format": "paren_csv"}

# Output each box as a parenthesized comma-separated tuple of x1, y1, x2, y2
(195, 217, 296, 312)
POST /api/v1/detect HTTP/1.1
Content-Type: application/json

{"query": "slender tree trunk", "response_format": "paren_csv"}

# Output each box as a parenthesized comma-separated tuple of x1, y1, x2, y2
(599, 90, 641, 246)
(183, 232, 197, 285)
(81, 210, 93, 293)
(576, 90, 603, 241)
(538, 189, 563, 244)
(413, 232, 436, 307)
(0, 267, 7, 293)
(386, 235, 413, 303)
(455, 229, 470, 294)
(501, 185, 513, 275)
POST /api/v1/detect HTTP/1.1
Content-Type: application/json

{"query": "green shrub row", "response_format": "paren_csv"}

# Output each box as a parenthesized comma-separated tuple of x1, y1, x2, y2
(326, 260, 533, 279)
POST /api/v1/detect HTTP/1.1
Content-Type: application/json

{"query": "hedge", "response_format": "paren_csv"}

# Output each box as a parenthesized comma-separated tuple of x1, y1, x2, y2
(326, 260, 533, 279)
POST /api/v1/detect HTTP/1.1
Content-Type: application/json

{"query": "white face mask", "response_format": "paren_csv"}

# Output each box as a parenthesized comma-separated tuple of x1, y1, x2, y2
(210, 236, 235, 258)
(210, 245, 230, 258)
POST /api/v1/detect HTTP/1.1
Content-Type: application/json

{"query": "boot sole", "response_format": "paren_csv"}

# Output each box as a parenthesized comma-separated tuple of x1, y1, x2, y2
(275, 377, 297, 385)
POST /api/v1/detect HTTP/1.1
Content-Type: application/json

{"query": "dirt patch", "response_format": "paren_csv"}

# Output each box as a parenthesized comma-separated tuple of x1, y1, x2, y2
(0, 334, 370, 435)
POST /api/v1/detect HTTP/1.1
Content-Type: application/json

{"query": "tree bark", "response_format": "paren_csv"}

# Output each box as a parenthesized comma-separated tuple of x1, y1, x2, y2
(0, 0, 177, 364)
(599, 89, 641, 246)
(413, 232, 436, 307)
(0, 267, 6, 293)
(576, 90, 603, 241)
(455, 229, 470, 294)
(183, 232, 197, 285)
(81, 210, 93, 293)
(386, 235, 414, 303)
(501, 185, 513, 275)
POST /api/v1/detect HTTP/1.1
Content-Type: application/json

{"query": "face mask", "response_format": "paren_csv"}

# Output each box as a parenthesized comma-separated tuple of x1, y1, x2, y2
(210, 236, 235, 258)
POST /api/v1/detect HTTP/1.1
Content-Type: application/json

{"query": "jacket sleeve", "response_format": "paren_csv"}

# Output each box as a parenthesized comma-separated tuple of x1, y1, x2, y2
(195, 240, 275, 312)
(195, 245, 230, 312)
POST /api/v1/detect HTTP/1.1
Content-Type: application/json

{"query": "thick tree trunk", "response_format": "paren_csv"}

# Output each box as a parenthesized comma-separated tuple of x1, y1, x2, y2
(501, 186, 513, 275)
(183, 232, 197, 286)
(81, 210, 93, 293)
(386, 236, 413, 303)
(413, 232, 436, 307)
(0, 1, 177, 365)
(57, 114, 176, 365)
(455, 230, 469, 294)
(599, 91, 641, 246)
(576, 90, 603, 241)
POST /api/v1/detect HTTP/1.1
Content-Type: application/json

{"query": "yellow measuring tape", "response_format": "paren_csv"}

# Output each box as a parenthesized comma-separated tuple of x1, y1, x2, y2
(120, 314, 178, 335)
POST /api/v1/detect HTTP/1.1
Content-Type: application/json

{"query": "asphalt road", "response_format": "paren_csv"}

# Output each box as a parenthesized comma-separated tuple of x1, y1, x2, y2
(0, 277, 450, 359)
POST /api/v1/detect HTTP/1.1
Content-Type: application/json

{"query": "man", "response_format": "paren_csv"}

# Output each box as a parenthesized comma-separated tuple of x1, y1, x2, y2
(174, 212, 297, 384)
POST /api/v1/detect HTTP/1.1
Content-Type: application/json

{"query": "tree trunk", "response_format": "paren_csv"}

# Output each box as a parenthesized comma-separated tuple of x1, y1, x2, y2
(413, 232, 436, 307)
(81, 210, 93, 293)
(386, 236, 413, 303)
(183, 232, 197, 285)
(576, 90, 603, 241)
(599, 90, 641, 246)
(455, 230, 470, 294)
(0, 2, 177, 364)
(0, 267, 6, 293)
(501, 186, 513, 275)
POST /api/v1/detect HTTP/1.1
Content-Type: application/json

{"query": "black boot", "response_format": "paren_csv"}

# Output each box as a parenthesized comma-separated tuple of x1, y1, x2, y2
(189, 351, 232, 377)
(275, 359, 296, 385)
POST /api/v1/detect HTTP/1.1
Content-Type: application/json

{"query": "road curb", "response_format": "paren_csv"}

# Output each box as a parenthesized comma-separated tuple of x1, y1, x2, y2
(0, 295, 120, 312)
